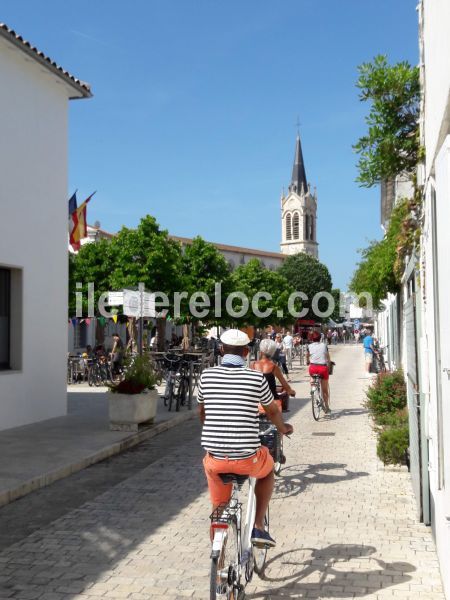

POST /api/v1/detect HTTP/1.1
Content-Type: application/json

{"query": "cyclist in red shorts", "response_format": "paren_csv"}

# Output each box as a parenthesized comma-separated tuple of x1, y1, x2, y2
(306, 331, 331, 413)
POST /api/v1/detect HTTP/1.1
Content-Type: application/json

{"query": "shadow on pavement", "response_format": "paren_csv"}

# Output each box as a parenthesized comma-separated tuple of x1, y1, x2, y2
(274, 462, 369, 498)
(246, 544, 415, 598)
(325, 407, 369, 421)
(0, 393, 312, 598)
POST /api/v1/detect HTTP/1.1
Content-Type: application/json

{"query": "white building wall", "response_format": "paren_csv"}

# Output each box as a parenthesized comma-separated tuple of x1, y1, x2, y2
(422, 0, 450, 179)
(0, 40, 70, 430)
(420, 1, 450, 594)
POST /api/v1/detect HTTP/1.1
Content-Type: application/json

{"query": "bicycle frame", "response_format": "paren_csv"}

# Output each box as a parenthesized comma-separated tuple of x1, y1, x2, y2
(211, 477, 257, 593)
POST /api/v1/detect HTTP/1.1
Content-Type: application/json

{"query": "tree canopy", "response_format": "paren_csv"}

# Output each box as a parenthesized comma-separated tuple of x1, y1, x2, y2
(353, 55, 420, 187)
(229, 259, 298, 328)
(278, 253, 333, 321)
(178, 236, 232, 325)
(109, 215, 183, 299)
(349, 200, 409, 309)
(69, 237, 116, 316)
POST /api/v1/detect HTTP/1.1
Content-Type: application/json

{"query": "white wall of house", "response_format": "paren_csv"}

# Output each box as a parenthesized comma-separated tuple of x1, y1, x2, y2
(422, 0, 450, 179)
(419, 1, 450, 594)
(0, 36, 87, 430)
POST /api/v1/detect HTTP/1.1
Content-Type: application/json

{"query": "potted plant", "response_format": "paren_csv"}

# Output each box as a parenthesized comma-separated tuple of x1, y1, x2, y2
(107, 354, 159, 431)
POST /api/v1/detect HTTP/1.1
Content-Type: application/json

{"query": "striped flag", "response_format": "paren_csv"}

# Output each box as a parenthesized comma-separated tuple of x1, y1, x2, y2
(69, 192, 95, 251)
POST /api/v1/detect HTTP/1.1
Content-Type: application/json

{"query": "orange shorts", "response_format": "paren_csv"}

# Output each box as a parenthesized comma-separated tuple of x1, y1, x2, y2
(203, 446, 274, 506)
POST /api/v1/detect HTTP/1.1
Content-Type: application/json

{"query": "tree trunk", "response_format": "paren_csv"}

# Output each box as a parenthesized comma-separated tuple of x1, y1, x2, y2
(157, 317, 166, 351)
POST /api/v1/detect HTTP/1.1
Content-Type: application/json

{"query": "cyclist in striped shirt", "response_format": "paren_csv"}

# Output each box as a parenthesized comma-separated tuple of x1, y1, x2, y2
(198, 329, 293, 548)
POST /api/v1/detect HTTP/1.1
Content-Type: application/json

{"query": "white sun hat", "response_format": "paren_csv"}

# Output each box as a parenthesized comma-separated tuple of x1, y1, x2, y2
(220, 329, 251, 346)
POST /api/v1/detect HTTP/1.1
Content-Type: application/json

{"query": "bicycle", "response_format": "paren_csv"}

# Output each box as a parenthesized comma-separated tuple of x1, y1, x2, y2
(310, 373, 325, 421)
(87, 357, 113, 387)
(162, 353, 182, 411)
(373, 346, 387, 373)
(67, 355, 85, 385)
(259, 415, 285, 476)
(209, 474, 270, 600)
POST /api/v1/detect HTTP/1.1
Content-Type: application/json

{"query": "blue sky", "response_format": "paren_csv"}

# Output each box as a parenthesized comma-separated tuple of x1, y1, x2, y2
(2, 1, 418, 289)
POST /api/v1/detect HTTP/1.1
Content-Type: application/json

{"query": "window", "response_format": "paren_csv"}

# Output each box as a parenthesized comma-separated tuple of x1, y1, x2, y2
(293, 213, 299, 239)
(286, 214, 292, 240)
(310, 216, 314, 241)
(73, 321, 88, 349)
(304, 214, 310, 240)
(0, 269, 10, 369)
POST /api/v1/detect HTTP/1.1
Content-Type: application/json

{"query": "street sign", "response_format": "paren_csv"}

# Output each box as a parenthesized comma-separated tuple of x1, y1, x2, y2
(123, 289, 156, 317)
(107, 291, 124, 306)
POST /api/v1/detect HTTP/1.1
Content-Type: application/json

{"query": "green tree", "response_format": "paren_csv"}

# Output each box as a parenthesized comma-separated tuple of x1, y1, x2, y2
(278, 253, 333, 321)
(353, 55, 420, 187)
(109, 215, 182, 296)
(229, 259, 298, 328)
(68, 238, 116, 316)
(349, 200, 409, 309)
(179, 236, 232, 326)
(330, 288, 344, 322)
(109, 216, 183, 350)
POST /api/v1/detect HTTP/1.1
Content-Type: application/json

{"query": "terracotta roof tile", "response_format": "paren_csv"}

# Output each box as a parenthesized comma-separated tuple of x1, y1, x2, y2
(87, 225, 284, 259)
(0, 23, 92, 98)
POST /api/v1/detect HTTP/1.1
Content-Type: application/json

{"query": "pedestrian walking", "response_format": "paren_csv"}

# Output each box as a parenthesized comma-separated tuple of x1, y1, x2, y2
(275, 334, 290, 381)
(282, 330, 294, 369)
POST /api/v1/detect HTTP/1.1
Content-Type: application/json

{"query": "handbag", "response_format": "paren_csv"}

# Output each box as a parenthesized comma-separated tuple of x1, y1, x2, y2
(328, 361, 336, 375)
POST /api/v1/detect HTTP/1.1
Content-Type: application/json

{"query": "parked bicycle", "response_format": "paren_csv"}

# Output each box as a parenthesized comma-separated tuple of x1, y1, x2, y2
(87, 357, 113, 387)
(162, 353, 182, 411)
(67, 355, 86, 385)
(373, 346, 387, 373)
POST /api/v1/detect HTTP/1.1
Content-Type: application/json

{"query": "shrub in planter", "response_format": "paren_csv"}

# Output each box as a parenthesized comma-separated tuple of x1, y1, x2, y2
(108, 354, 159, 431)
(377, 423, 409, 466)
(366, 370, 407, 421)
(108, 354, 157, 394)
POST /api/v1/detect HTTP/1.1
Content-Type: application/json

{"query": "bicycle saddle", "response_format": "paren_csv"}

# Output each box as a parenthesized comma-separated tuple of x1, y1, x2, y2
(218, 473, 249, 486)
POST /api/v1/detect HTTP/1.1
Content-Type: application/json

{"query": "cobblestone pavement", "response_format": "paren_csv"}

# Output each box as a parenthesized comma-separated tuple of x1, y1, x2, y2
(0, 345, 445, 599)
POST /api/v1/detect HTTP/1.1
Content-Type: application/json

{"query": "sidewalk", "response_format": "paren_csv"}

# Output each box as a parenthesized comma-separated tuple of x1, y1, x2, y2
(0, 386, 196, 508)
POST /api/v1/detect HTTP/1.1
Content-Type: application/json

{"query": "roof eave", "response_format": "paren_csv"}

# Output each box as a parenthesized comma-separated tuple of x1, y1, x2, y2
(0, 26, 92, 99)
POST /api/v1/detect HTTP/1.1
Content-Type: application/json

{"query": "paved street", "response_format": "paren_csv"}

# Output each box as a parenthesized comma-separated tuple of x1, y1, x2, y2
(0, 345, 444, 599)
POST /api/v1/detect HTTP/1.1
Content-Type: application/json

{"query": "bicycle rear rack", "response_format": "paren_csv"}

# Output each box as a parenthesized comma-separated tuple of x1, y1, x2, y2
(210, 502, 242, 525)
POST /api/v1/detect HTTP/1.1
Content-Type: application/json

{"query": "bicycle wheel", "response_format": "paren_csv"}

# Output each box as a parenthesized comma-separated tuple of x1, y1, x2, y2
(88, 365, 95, 387)
(166, 377, 175, 411)
(210, 520, 239, 599)
(273, 432, 284, 476)
(175, 376, 184, 412)
(311, 386, 322, 421)
(253, 508, 270, 575)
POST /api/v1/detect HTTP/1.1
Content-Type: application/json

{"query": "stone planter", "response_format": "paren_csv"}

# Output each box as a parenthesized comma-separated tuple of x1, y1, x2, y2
(108, 389, 158, 431)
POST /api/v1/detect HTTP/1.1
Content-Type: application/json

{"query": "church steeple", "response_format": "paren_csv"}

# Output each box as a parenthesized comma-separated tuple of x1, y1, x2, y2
(289, 134, 308, 195)
(281, 132, 318, 259)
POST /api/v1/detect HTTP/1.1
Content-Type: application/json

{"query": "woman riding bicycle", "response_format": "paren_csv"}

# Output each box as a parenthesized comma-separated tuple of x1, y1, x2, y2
(251, 339, 295, 412)
(306, 331, 331, 413)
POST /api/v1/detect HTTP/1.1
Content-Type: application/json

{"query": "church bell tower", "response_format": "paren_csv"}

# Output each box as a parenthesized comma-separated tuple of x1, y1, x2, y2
(280, 134, 318, 258)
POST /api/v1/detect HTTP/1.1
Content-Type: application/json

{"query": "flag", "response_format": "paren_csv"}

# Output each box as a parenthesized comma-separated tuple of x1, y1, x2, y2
(68, 191, 77, 244)
(69, 192, 96, 251)
(68, 191, 77, 218)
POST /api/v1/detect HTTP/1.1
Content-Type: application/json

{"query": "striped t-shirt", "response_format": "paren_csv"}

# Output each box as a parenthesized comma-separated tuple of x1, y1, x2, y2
(197, 362, 274, 459)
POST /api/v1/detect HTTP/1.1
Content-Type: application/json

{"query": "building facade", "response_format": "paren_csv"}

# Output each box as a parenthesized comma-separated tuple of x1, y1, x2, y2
(417, 1, 450, 595)
(0, 24, 91, 430)
(280, 135, 319, 258)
